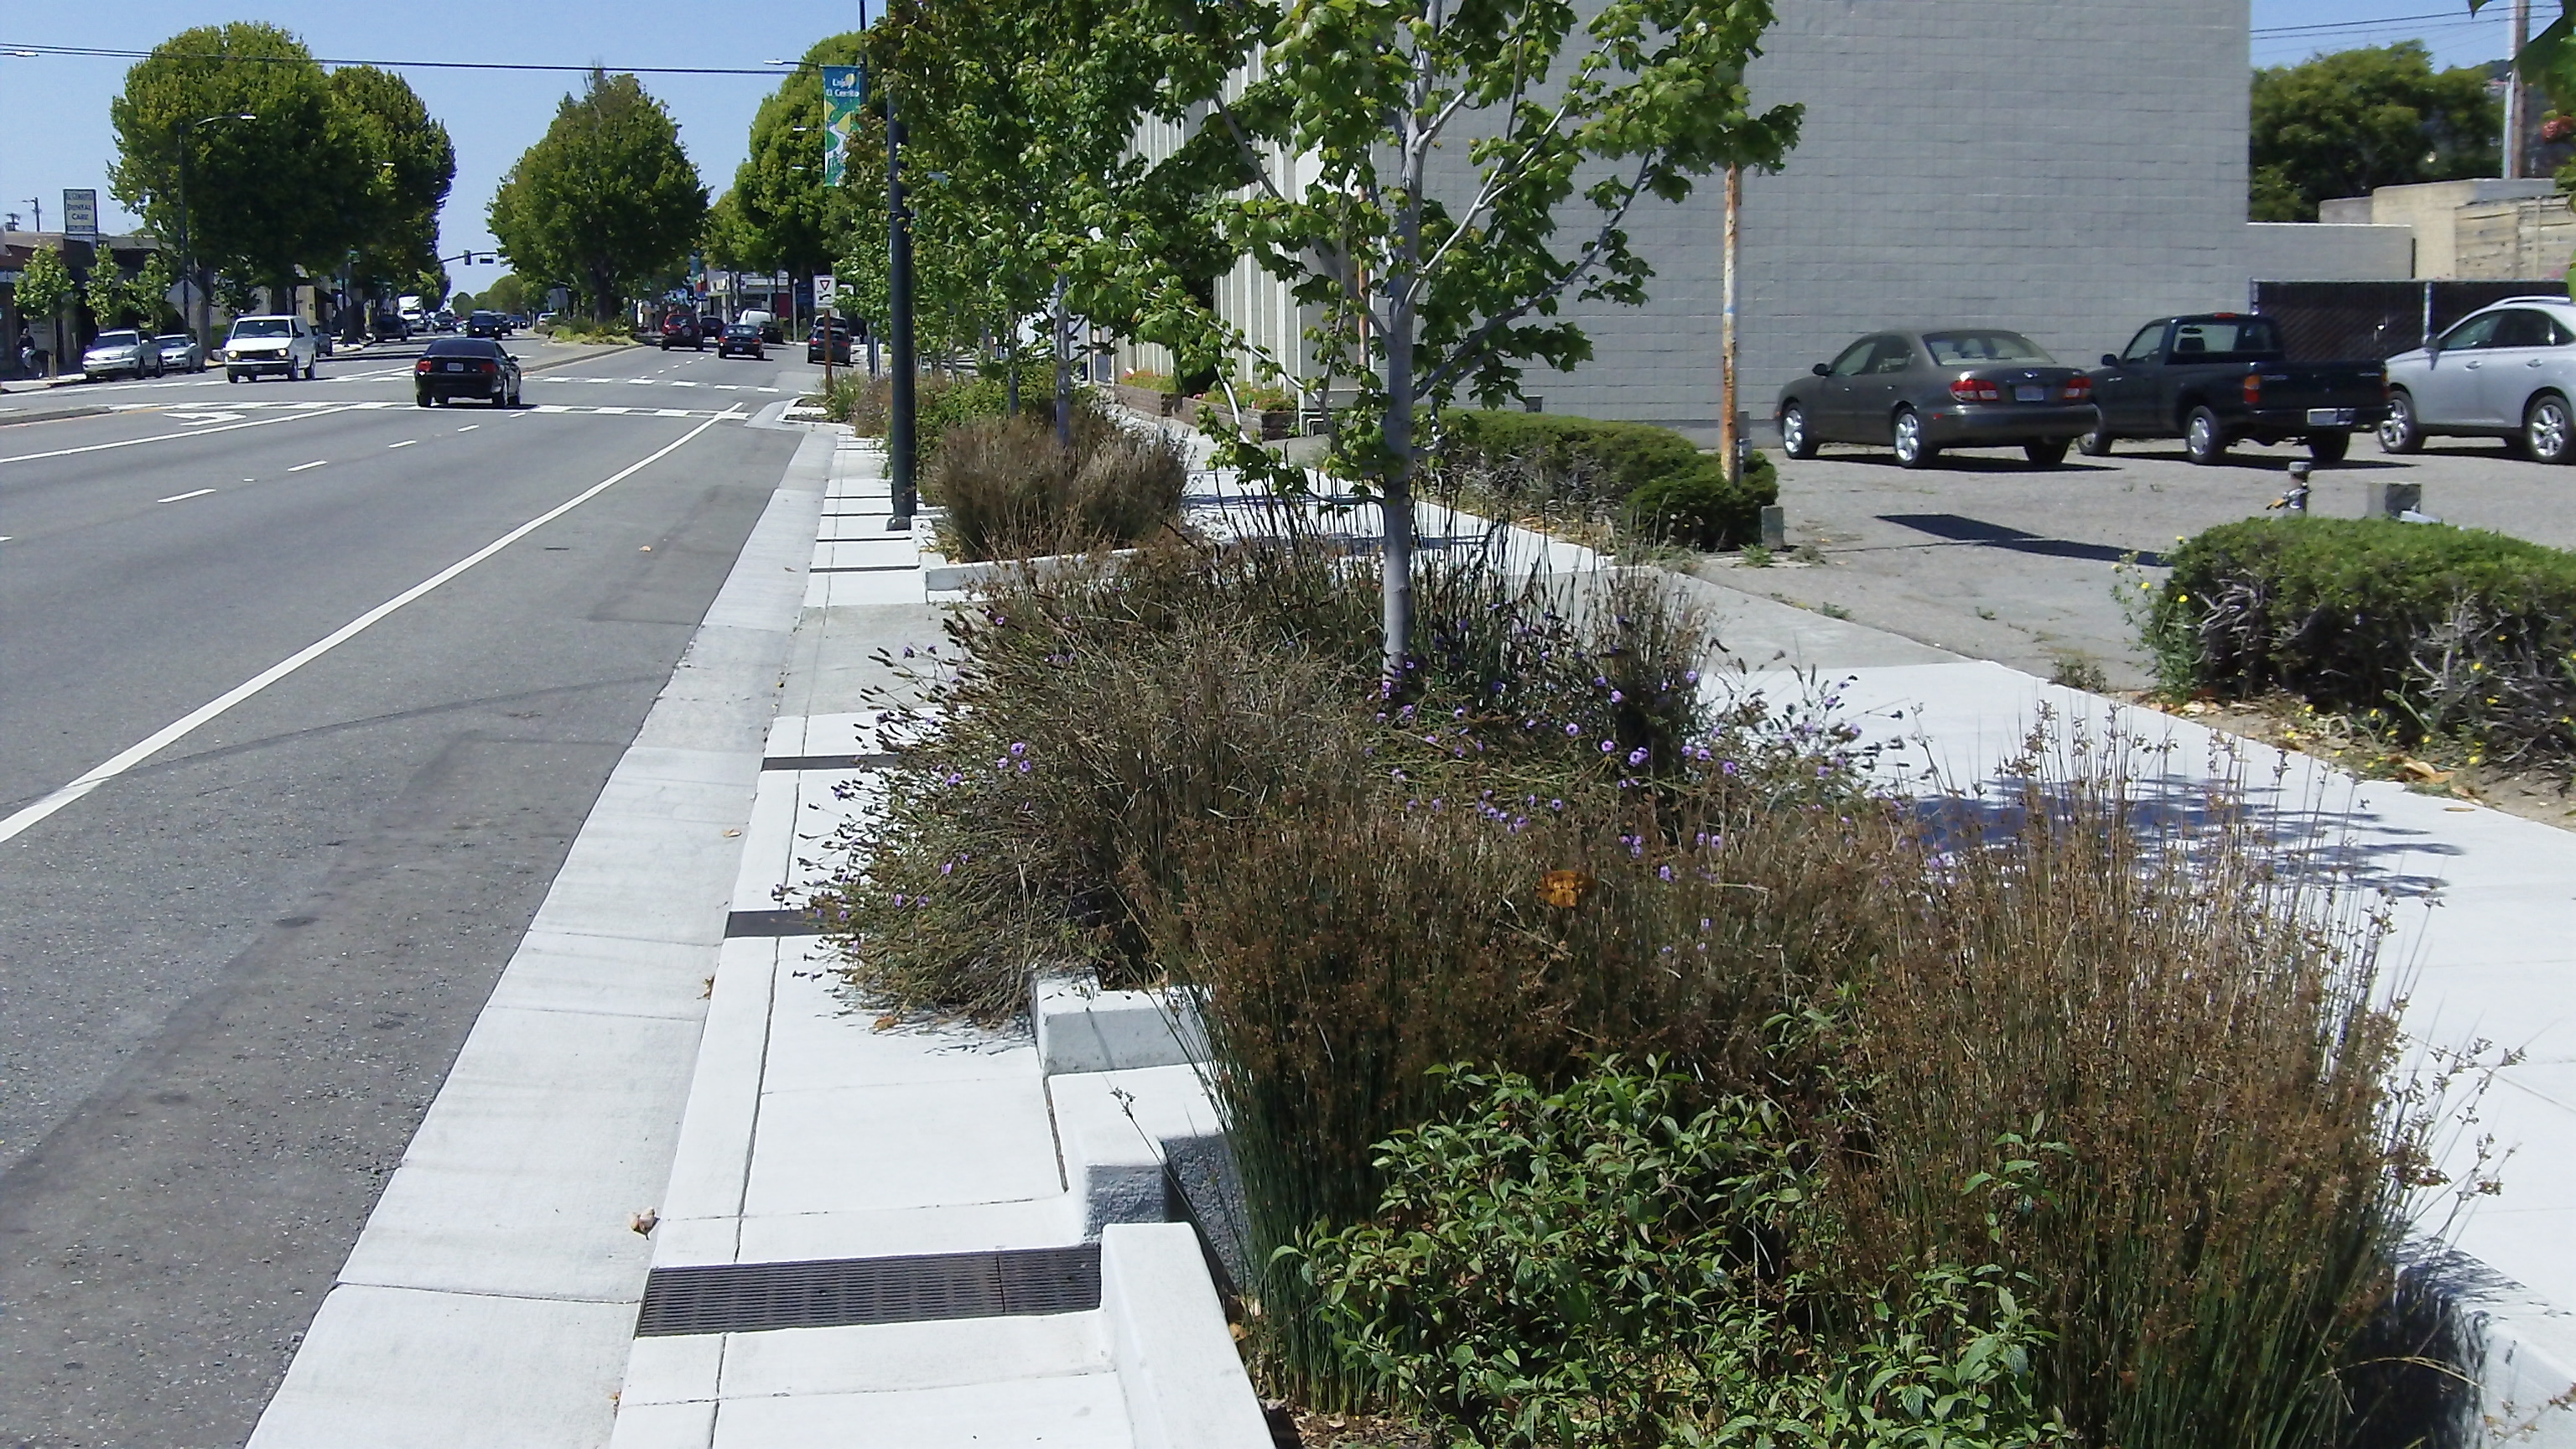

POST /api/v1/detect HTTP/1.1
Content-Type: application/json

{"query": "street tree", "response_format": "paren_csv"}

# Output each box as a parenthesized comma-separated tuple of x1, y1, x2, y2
(2250, 43, 2497, 221)
(16, 246, 75, 377)
(490, 70, 707, 322)
(480, 273, 531, 316)
(734, 36, 866, 310)
(108, 23, 370, 309)
(85, 251, 178, 330)
(1133, 0, 1802, 673)
(328, 65, 457, 305)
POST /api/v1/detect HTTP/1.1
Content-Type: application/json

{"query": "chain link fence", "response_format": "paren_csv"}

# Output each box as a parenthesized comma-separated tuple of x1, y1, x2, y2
(2250, 280, 2569, 361)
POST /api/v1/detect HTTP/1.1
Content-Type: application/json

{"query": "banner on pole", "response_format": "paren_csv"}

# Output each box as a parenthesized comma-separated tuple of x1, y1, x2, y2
(821, 66, 866, 187)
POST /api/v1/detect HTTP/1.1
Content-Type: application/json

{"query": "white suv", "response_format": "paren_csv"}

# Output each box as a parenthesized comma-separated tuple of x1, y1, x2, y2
(224, 314, 320, 382)
(2380, 296, 2576, 464)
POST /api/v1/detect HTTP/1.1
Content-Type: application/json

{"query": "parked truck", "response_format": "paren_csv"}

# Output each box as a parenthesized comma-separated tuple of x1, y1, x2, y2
(2080, 314, 2387, 465)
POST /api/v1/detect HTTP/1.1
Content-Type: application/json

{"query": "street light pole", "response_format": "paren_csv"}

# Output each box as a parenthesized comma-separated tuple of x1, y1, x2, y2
(887, 86, 917, 529)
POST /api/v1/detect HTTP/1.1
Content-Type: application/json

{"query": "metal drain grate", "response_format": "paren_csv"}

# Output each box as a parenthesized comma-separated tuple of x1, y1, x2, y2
(724, 908, 823, 938)
(636, 1244, 1101, 1337)
(761, 752, 899, 772)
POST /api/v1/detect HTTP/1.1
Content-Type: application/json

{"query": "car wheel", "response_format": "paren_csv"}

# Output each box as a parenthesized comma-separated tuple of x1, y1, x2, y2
(2308, 431, 2350, 465)
(2527, 393, 2575, 465)
(1779, 402, 1818, 460)
(2377, 390, 2423, 454)
(2184, 406, 2228, 465)
(2025, 439, 2070, 467)
(1891, 408, 1937, 469)
(2077, 411, 2115, 455)
(416, 391, 433, 408)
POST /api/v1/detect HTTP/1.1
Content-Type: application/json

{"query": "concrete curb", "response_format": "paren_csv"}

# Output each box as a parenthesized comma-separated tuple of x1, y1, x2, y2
(1101, 1224, 1275, 1449)
(242, 424, 834, 1449)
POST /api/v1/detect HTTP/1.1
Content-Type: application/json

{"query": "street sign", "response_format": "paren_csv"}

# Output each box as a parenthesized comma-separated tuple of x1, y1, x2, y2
(821, 65, 865, 187)
(814, 274, 837, 313)
(62, 190, 97, 241)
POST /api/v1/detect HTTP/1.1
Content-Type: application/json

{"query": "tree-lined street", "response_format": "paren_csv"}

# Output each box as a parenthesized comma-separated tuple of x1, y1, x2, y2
(0, 342, 819, 1443)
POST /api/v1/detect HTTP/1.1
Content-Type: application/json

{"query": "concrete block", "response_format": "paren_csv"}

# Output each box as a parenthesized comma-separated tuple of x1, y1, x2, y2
(717, 1314, 1109, 1399)
(1035, 975, 1208, 1074)
(710, 1376, 1133, 1447)
(731, 1195, 1083, 1265)
(744, 1078, 1065, 1217)
(621, 1332, 726, 1406)
(1048, 1064, 1226, 1238)
(607, 1401, 716, 1449)
(657, 937, 778, 1228)
(1100, 1223, 1274, 1449)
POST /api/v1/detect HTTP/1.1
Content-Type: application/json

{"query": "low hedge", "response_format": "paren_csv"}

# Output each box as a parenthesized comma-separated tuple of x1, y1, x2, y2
(1431, 409, 1776, 550)
(2152, 517, 2576, 757)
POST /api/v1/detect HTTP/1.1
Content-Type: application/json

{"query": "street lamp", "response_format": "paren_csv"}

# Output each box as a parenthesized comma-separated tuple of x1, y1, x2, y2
(176, 112, 257, 350)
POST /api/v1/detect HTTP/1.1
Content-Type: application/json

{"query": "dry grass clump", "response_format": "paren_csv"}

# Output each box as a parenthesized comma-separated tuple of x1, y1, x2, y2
(926, 410, 1187, 561)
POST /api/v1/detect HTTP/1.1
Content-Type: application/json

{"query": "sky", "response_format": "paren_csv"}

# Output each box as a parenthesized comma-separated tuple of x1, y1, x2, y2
(0, 2, 870, 299)
(0, 3, 2532, 301)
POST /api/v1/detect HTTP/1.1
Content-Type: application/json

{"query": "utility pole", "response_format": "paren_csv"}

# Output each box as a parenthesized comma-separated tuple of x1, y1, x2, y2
(2507, 0, 2532, 179)
(1719, 164, 1741, 486)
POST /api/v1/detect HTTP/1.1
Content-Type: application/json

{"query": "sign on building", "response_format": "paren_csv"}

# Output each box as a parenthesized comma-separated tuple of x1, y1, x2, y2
(821, 65, 865, 187)
(62, 190, 97, 241)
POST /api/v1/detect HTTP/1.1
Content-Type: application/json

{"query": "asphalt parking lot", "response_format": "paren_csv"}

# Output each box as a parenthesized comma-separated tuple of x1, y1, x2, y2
(1696, 433, 2576, 689)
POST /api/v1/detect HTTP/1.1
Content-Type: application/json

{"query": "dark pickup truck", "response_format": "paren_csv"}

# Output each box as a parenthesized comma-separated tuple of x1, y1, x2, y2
(2080, 314, 2386, 465)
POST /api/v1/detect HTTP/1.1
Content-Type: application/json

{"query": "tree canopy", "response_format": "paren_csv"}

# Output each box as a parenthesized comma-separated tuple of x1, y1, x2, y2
(108, 23, 373, 299)
(327, 65, 457, 299)
(490, 70, 707, 320)
(734, 35, 867, 286)
(2250, 42, 2498, 221)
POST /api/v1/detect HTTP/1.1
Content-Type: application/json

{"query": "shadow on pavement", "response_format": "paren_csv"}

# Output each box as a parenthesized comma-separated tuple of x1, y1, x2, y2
(1876, 512, 2164, 566)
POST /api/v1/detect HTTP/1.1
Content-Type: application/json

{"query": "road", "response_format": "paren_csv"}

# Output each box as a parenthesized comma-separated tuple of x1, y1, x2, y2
(0, 335, 821, 1446)
(1701, 433, 2576, 689)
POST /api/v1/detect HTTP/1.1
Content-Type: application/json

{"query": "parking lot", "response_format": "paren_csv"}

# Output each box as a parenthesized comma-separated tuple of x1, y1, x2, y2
(1697, 434, 2576, 689)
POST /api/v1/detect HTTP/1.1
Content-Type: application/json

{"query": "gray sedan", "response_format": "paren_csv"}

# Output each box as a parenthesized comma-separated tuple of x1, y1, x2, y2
(1776, 329, 2097, 469)
(154, 333, 206, 373)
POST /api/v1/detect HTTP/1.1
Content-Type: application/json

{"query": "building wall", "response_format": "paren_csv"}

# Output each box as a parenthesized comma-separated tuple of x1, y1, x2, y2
(1524, 0, 2259, 437)
(2351, 178, 2556, 278)
(2243, 221, 2415, 283)
(2454, 196, 2576, 282)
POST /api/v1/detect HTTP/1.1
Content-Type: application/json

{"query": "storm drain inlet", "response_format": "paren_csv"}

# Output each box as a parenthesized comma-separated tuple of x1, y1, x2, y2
(635, 1244, 1101, 1337)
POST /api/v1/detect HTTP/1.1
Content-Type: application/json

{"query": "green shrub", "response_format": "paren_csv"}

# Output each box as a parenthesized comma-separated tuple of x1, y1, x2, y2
(2151, 517, 2576, 758)
(1431, 410, 1777, 549)
(1298, 1062, 2071, 1449)
(1119, 368, 1179, 394)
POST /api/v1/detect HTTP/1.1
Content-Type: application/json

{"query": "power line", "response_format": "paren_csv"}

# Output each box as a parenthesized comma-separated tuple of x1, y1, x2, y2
(2251, 8, 2498, 37)
(0, 41, 816, 76)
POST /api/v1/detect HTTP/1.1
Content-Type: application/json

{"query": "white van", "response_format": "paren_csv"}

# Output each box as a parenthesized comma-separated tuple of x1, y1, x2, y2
(225, 314, 320, 382)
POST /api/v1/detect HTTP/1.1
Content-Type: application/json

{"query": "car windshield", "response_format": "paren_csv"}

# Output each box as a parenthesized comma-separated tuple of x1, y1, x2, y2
(91, 331, 138, 348)
(2171, 318, 2281, 356)
(231, 319, 292, 338)
(424, 340, 501, 358)
(1922, 330, 2054, 366)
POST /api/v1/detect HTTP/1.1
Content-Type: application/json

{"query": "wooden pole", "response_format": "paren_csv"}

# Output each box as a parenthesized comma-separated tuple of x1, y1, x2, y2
(1721, 164, 1741, 485)
(2508, 0, 2532, 179)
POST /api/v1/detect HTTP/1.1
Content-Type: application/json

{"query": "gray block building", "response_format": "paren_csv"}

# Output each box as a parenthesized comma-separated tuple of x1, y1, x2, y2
(1136, 0, 2404, 443)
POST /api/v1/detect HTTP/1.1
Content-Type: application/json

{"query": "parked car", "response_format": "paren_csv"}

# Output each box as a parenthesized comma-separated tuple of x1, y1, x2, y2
(370, 311, 412, 341)
(2378, 297, 2576, 463)
(739, 309, 782, 343)
(1775, 328, 2094, 469)
(659, 312, 704, 351)
(808, 317, 855, 365)
(154, 333, 206, 373)
(414, 337, 522, 407)
(716, 320, 766, 360)
(225, 314, 319, 382)
(698, 313, 725, 341)
(465, 309, 508, 339)
(2080, 314, 2386, 465)
(81, 329, 164, 381)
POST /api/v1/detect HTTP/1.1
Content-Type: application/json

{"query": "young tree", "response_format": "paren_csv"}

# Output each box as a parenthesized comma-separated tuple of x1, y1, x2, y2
(108, 23, 369, 308)
(1135, 0, 1801, 673)
(83, 252, 174, 329)
(733, 35, 866, 314)
(2250, 43, 2498, 221)
(17, 246, 75, 377)
(490, 70, 707, 322)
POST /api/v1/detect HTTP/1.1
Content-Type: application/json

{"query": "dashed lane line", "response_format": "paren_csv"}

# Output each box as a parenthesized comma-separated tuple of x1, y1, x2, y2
(156, 488, 216, 503)
(289, 460, 328, 472)
(0, 408, 737, 848)
(0, 402, 365, 466)
(387, 439, 418, 449)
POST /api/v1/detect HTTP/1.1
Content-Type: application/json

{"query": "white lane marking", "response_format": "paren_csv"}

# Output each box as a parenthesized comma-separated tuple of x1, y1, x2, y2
(387, 439, 418, 449)
(156, 488, 217, 503)
(0, 410, 735, 848)
(0, 537, 11, 543)
(653, 408, 688, 418)
(289, 460, 328, 472)
(165, 411, 244, 424)
(714, 384, 740, 391)
(595, 406, 631, 415)
(757, 387, 781, 393)
(457, 424, 480, 432)
(669, 381, 699, 387)
(0, 404, 363, 466)
(534, 404, 571, 413)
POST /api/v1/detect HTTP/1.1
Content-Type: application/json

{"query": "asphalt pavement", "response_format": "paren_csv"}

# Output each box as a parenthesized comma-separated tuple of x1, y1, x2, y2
(1701, 432, 2576, 689)
(0, 336, 827, 1446)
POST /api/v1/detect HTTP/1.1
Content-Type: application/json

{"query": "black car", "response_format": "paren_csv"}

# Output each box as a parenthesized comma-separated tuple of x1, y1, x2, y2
(465, 309, 508, 339)
(1775, 328, 2096, 469)
(717, 321, 766, 360)
(808, 317, 855, 364)
(414, 338, 522, 407)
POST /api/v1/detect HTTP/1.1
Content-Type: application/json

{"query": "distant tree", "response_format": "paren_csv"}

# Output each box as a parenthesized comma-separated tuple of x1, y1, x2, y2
(490, 70, 707, 322)
(108, 23, 370, 306)
(480, 273, 530, 315)
(450, 290, 476, 312)
(2250, 43, 2499, 221)
(17, 245, 75, 376)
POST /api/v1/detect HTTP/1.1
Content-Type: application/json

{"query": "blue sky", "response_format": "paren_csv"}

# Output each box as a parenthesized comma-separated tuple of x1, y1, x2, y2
(0, 2, 866, 298)
(0, 3, 2526, 299)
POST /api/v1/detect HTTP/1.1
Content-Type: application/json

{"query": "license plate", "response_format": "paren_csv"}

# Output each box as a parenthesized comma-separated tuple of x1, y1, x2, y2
(2014, 383, 2047, 402)
(444, 361, 466, 371)
(2307, 408, 2352, 426)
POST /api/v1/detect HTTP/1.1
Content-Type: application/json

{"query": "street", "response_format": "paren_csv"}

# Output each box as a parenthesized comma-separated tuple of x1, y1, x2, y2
(1702, 434, 2576, 689)
(0, 339, 819, 1446)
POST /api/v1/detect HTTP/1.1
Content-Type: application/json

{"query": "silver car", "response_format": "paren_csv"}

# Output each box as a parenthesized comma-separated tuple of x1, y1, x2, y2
(155, 333, 206, 373)
(80, 329, 164, 382)
(2380, 296, 2576, 464)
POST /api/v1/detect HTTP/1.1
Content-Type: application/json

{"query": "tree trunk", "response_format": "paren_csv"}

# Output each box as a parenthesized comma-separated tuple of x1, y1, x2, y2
(1052, 275, 1073, 452)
